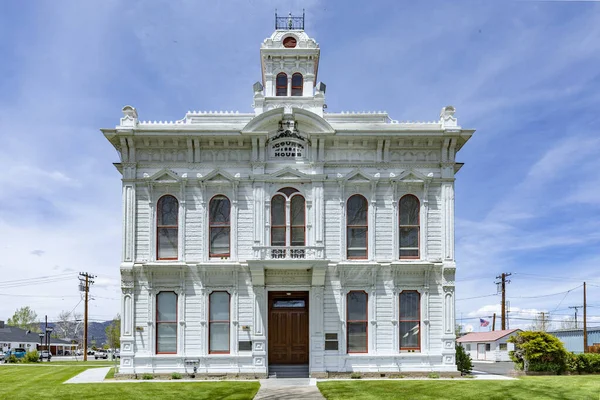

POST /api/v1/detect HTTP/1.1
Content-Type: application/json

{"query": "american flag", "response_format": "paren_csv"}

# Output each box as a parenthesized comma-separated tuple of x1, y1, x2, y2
(480, 318, 490, 327)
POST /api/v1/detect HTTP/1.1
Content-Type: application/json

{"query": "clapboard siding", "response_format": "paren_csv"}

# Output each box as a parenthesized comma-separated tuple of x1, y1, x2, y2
(237, 187, 254, 261)
(135, 187, 150, 262)
(324, 186, 341, 260)
(185, 187, 203, 261)
(375, 186, 393, 260)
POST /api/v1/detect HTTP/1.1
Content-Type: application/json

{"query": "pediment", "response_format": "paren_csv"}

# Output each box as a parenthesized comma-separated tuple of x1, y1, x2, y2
(242, 107, 335, 135)
(394, 170, 432, 183)
(147, 169, 179, 183)
(270, 168, 309, 180)
(341, 169, 376, 183)
(200, 169, 238, 183)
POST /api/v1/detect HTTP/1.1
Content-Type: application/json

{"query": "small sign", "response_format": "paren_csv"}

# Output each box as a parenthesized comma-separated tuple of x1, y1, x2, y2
(241, 325, 251, 331)
(135, 326, 144, 332)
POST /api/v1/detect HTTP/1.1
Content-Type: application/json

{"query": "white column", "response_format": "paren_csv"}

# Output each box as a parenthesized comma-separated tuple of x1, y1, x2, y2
(122, 184, 136, 262)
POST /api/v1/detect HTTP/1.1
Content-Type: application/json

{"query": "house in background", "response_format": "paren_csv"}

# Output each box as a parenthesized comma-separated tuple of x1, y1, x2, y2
(0, 321, 76, 355)
(549, 327, 600, 354)
(457, 329, 521, 362)
(102, 14, 474, 377)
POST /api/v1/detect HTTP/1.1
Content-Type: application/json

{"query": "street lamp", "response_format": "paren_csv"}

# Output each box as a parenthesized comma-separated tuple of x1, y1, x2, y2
(45, 328, 53, 362)
(38, 333, 44, 351)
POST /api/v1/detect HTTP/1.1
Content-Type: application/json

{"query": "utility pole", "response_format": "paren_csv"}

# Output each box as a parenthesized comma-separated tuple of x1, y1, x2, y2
(495, 273, 511, 330)
(583, 282, 587, 353)
(492, 313, 496, 331)
(79, 272, 95, 362)
(569, 306, 582, 329)
(539, 312, 547, 332)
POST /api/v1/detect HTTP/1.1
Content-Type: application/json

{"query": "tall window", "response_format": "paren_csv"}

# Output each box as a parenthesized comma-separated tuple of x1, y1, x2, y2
(347, 195, 368, 259)
(156, 291, 177, 354)
(276, 73, 287, 96)
(270, 188, 305, 247)
(291, 73, 303, 96)
(399, 291, 420, 351)
(209, 195, 231, 257)
(157, 195, 178, 260)
(399, 195, 420, 259)
(209, 291, 230, 354)
(347, 291, 368, 353)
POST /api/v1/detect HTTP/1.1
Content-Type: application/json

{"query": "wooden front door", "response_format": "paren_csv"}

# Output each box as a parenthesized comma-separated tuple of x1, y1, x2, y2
(268, 291, 309, 364)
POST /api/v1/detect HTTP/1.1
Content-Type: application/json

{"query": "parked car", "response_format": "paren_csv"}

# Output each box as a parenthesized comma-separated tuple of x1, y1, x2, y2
(4, 348, 26, 362)
(75, 349, 83, 356)
(39, 350, 52, 361)
(94, 350, 108, 359)
(0, 352, 5, 361)
(87, 349, 95, 355)
(114, 349, 120, 359)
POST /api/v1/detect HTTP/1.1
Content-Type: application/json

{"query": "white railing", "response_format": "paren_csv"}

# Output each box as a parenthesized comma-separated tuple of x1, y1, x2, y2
(252, 246, 324, 260)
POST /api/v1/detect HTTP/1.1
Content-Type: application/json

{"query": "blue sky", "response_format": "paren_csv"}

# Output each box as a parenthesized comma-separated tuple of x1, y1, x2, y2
(0, 0, 599, 331)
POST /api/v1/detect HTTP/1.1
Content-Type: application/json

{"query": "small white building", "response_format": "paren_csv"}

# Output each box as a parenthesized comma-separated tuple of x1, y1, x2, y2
(457, 329, 521, 362)
(101, 14, 475, 377)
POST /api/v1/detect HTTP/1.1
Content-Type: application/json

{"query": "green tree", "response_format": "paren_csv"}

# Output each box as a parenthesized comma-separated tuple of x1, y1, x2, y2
(509, 330, 569, 374)
(7, 306, 40, 332)
(105, 314, 121, 349)
(455, 343, 473, 375)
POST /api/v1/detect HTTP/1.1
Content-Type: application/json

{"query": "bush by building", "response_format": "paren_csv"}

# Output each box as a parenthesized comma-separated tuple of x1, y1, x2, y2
(509, 331, 569, 374)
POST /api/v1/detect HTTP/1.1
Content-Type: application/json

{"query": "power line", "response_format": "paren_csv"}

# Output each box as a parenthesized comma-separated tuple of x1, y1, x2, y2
(508, 284, 582, 299)
(456, 293, 498, 301)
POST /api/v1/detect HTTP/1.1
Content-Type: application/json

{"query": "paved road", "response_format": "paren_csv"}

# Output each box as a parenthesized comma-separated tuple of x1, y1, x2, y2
(472, 361, 517, 376)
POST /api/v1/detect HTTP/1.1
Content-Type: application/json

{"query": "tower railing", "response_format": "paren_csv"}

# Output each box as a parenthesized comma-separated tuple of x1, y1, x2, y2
(275, 10, 305, 30)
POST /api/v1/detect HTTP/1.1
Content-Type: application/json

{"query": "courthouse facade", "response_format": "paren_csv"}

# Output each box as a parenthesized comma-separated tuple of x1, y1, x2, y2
(102, 16, 474, 377)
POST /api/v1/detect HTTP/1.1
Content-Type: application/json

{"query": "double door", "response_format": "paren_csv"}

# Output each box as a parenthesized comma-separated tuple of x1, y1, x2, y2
(268, 291, 309, 364)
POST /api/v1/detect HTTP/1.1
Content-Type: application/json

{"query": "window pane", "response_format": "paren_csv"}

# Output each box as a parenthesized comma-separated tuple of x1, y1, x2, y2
(210, 227, 230, 255)
(347, 291, 367, 321)
(399, 322, 419, 348)
(347, 322, 367, 352)
(291, 196, 305, 225)
(348, 249, 367, 258)
(348, 227, 367, 247)
(210, 197, 230, 224)
(157, 292, 177, 321)
(278, 187, 299, 196)
(400, 227, 418, 248)
(271, 196, 286, 226)
(276, 73, 287, 96)
(157, 323, 177, 353)
(400, 292, 419, 320)
(210, 323, 230, 352)
(158, 196, 178, 225)
(273, 299, 305, 308)
(210, 292, 230, 321)
(400, 249, 419, 258)
(157, 228, 178, 259)
(291, 227, 305, 246)
(347, 195, 367, 225)
(400, 196, 419, 225)
(271, 228, 286, 246)
(291, 74, 303, 96)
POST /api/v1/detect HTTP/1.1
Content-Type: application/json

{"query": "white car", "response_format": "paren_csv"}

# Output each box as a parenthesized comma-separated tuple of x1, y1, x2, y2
(94, 350, 108, 359)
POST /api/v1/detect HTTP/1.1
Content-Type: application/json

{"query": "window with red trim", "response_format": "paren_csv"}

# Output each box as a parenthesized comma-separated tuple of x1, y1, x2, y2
(347, 291, 368, 353)
(157, 195, 178, 260)
(399, 195, 420, 259)
(276, 73, 287, 96)
(399, 291, 420, 351)
(209, 195, 230, 257)
(270, 188, 305, 248)
(209, 291, 230, 354)
(291, 73, 303, 96)
(156, 291, 177, 354)
(347, 195, 368, 259)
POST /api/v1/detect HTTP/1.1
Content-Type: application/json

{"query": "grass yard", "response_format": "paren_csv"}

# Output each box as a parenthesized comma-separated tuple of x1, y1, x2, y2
(0, 365, 260, 400)
(318, 376, 600, 400)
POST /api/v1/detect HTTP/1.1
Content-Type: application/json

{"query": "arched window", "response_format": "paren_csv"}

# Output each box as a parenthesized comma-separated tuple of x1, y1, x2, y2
(209, 195, 231, 257)
(157, 195, 178, 260)
(270, 188, 306, 255)
(399, 291, 420, 351)
(347, 291, 368, 353)
(209, 291, 230, 354)
(291, 73, 303, 96)
(156, 291, 177, 354)
(347, 195, 368, 259)
(276, 73, 287, 96)
(399, 195, 420, 259)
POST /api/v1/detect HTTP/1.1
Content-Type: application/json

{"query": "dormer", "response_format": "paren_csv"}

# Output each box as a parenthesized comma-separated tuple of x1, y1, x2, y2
(253, 12, 325, 116)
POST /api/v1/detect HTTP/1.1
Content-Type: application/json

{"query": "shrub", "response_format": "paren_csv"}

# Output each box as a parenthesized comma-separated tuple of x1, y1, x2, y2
(455, 344, 473, 375)
(142, 373, 154, 380)
(427, 372, 440, 379)
(568, 353, 600, 374)
(509, 331, 569, 374)
(24, 350, 39, 363)
(171, 372, 182, 380)
(350, 372, 362, 379)
(7, 354, 19, 363)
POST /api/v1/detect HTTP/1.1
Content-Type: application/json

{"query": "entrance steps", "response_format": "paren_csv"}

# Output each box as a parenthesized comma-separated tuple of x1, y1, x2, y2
(268, 364, 309, 378)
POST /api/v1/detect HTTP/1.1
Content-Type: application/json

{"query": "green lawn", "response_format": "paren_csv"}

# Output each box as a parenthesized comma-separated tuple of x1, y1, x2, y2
(318, 376, 600, 400)
(0, 365, 260, 400)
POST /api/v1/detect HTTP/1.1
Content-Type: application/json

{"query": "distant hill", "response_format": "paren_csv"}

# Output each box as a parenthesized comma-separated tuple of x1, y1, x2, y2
(39, 320, 112, 347)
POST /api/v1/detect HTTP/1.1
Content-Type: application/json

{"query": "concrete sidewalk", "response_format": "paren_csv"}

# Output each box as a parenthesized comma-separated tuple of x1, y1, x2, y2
(64, 367, 111, 384)
(254, 378, 324, 399)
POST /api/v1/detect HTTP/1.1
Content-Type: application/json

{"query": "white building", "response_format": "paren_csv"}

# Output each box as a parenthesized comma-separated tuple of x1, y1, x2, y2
(457, 329, 521, 362)
(101, 15, 474, 378)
